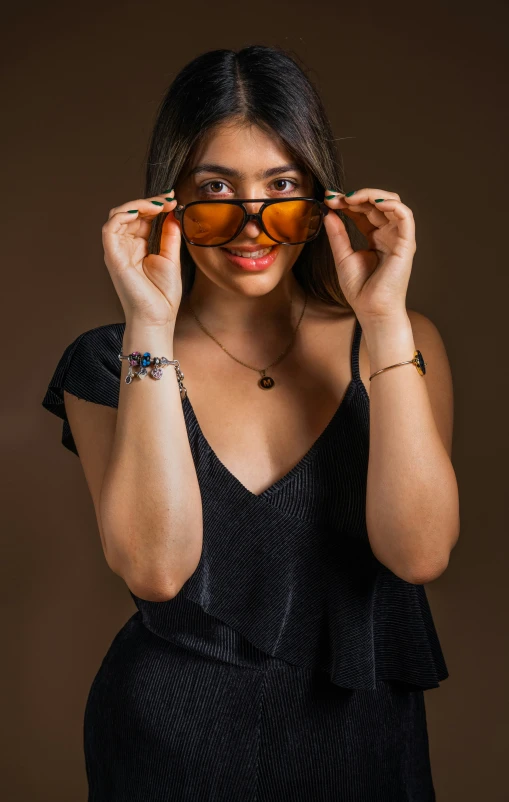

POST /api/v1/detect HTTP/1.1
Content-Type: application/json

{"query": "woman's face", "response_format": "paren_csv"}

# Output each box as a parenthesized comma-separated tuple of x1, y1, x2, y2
(173, 121, 315, 296)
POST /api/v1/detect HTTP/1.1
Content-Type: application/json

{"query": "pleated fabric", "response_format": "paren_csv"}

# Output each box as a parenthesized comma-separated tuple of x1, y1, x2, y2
(41, 317, 449, 801)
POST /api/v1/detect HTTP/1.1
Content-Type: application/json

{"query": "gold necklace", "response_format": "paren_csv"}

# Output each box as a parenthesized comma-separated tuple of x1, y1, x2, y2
(188, 288, 308, 390)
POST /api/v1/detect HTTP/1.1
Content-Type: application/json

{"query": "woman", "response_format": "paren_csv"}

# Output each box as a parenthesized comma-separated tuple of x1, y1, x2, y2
(41, 45, 460, 801)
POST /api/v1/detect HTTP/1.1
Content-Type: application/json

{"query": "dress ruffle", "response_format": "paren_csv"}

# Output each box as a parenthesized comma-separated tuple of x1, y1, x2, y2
(132, 488, 449, 691)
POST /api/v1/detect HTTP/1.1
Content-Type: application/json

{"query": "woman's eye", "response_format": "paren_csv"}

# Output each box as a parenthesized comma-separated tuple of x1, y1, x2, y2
(202, 181, 228, 194)
(273, 179, 298, 192)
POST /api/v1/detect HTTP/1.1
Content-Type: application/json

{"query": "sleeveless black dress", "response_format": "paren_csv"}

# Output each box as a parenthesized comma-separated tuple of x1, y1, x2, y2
(41, 317, 449, 802)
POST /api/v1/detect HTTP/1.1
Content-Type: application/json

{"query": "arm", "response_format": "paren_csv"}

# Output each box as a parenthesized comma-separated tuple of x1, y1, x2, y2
(363, 309, 460, 584)
(65, 320, 203, 602)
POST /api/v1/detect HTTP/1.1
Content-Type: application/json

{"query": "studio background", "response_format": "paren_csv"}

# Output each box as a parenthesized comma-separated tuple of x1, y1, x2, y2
(2, 0, 507, 799)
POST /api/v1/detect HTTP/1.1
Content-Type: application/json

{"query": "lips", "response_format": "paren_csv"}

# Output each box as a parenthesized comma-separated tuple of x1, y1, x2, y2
(220, 244, 280, 271)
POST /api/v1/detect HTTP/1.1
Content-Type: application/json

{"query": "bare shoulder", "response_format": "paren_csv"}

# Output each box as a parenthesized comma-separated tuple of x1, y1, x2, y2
(406, 308, 455, 458)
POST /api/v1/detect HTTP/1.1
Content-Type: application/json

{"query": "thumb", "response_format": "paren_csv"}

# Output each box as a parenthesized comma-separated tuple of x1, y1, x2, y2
(141, 211, 183, 306)
(159, 209, 182, 264)
(323, 209, 354, 267)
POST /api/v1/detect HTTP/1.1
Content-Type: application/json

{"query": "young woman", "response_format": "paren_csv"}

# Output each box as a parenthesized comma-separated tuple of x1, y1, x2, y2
(42, 44, 460, 801)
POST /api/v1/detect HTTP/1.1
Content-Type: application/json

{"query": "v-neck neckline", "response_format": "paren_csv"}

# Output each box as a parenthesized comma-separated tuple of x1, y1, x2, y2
(182, 378, 358, 500)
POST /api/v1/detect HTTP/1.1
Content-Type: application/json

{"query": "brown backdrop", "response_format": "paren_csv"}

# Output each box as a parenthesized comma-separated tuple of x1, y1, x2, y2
(3, 0, 508, 798)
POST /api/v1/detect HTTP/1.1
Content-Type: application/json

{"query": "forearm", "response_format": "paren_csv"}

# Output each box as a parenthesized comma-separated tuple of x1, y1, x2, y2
(362, 313, 460, 584)
(99, 320, 203, 601)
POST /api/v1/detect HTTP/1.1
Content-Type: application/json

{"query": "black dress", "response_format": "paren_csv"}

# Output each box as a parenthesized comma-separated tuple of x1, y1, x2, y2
(41, 317, 449, 802)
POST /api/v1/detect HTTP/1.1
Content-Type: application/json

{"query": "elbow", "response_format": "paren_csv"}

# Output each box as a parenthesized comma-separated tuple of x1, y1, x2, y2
(125, 577, 180, 602)
(397, 552, 452, 585)
(106, 553, 182, 602)
(372, 520, 460, 586)
(107, 551, 199, 603)
(116, 563, 182, 601)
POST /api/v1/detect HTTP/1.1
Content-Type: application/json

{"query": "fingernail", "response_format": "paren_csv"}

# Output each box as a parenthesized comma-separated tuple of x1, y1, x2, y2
(165, 196, 175, 201)
(127, 209, 138, 214)
(345, 190, 357, 197)
(162, 188, 174, 194)
(375, 198, 385, 203)
(325, 190, 343, 199)
(151, 200, 164, 206)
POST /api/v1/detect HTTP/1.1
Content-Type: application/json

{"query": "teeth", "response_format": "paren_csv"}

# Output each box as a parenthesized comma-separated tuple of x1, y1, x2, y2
(226, 247, 273, 258)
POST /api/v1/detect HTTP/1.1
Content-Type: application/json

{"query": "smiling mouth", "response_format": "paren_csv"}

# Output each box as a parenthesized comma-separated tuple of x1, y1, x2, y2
(222, 246, 275, 258)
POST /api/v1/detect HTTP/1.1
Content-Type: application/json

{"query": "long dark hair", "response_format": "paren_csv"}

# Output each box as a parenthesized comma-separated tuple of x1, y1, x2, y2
(144, 45, 364, 307)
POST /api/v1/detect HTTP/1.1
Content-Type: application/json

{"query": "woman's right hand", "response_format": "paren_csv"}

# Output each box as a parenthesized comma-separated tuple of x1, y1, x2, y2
(102, 192, 182, 328)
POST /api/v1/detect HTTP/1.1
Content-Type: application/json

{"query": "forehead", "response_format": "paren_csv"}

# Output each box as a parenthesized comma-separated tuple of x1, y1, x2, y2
(186, 121, 306, 177)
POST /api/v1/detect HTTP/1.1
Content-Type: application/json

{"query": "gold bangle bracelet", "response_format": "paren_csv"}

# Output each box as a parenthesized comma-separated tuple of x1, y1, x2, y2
(369, 350, 427, 381)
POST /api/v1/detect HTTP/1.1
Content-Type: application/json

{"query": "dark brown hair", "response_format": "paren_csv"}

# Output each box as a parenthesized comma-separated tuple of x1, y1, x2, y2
(144, 45, 364, 307)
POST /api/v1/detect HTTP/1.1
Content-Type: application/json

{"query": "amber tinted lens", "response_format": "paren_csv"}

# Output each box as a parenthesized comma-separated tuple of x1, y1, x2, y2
(182, 203, 245, 245)
(262, 200, 321, 244)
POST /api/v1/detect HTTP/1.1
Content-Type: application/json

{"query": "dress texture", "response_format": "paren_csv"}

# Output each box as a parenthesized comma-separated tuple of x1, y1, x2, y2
(41, 317, 449, 801)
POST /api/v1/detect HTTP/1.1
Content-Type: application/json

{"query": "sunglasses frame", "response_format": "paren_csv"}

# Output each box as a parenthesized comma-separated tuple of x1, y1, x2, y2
(172, 196, 330, 247)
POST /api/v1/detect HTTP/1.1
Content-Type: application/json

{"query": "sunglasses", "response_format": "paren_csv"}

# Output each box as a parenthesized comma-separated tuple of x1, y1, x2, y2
(172, 197, 330, 247)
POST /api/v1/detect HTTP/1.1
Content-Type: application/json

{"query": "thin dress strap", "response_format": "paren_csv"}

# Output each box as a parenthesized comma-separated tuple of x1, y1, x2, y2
(351, 317, 362, 383)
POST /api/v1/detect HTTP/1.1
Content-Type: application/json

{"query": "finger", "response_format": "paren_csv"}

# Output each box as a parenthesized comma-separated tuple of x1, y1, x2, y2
(324, 195, 381, 236)
(324, 189, 406, 236)
(363, 198, 415, 243)
(324, 189, 401, 213)
(104, 199, 178, 242)
(107, 193, 177, 221)
(331, 188, 402, 204)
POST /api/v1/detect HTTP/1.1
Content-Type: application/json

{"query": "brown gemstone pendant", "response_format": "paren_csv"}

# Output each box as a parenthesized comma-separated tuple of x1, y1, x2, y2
(258, 372, 275, 390)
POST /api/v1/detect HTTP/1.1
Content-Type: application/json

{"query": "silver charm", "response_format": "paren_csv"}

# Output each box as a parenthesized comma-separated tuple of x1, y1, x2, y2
(119, 350, 188, 398)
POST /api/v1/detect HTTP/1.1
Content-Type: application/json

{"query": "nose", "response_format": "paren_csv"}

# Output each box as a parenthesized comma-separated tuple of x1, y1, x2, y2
(243, 218, 263, 238)
(242, 199, 264, 214)
(241, 200, 264, 238)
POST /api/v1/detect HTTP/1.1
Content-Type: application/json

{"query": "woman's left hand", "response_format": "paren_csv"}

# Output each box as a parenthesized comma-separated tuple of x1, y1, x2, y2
(322, 188, 416, 323)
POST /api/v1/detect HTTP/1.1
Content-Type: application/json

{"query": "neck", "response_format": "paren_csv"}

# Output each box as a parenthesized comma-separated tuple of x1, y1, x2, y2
(182, 271, 307, 336)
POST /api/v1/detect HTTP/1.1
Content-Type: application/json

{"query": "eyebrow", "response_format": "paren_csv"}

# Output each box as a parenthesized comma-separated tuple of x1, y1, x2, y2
(186, 162, 304, 180)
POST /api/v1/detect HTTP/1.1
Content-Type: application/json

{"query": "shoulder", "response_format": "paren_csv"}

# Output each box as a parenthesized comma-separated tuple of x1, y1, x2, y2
(73, 321, 126, 349)
(66, 321, 126, 372)
(42, 321, 126, 455)
(406, 308, 455, 457)
(42, 321, 126, 416)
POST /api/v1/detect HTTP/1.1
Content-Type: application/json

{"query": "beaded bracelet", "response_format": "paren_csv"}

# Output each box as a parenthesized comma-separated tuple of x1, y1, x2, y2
(118, 350, 187, 399)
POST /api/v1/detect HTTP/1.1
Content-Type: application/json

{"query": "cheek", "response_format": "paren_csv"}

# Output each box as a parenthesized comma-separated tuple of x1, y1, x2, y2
(187, 244, 226, 275)
(287, 243, 306, 265)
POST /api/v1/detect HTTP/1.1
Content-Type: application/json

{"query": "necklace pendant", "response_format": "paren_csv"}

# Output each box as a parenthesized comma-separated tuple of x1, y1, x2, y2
(258, 371, 275, 390)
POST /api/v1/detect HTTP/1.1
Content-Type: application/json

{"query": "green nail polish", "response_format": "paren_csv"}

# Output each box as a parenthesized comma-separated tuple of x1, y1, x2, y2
(345, 190, 357, 197)
(165, 197, 175, 201)
(127, 209, 138, 214)
(375, 198, 385, 203)
(325, 194, 338, 200)
(151, 200, 164, 206)
(162, 188, 173, 193)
